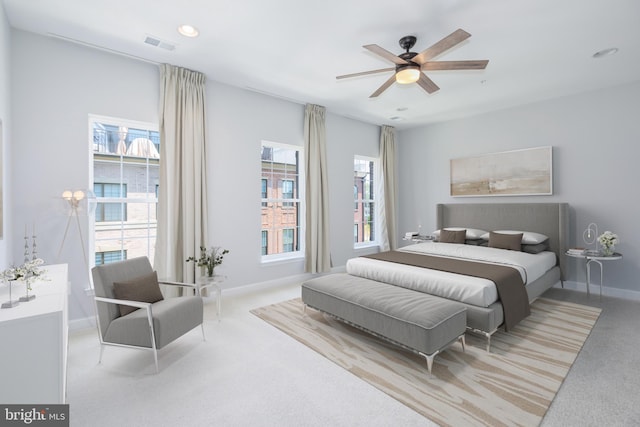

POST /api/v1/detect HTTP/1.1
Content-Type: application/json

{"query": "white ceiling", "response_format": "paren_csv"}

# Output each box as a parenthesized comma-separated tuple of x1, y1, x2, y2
(4, 0, 640, 128)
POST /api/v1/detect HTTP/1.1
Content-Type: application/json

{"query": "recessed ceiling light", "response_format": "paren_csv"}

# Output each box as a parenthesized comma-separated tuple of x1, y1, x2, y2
(396, 107, 408, 112)
(592, 48, 618, 59)
(389, 116, 404, 121)
(177, 24, 199, 38)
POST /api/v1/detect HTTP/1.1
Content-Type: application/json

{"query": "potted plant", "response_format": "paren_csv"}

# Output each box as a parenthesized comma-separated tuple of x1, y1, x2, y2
(186, 246, 229, 277)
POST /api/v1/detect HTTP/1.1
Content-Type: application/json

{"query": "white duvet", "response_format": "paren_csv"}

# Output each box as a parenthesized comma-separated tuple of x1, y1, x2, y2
(345, 243, 557, 307)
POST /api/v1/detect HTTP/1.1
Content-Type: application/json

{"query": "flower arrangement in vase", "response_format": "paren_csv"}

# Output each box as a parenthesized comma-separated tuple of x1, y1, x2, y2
(1, 258, 46, 306)
(187, 246, 229, 277)
(597, 231, 619, 256)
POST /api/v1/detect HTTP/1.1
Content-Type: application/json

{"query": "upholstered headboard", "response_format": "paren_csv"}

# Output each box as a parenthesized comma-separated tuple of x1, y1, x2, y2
(436, 203, 569, 280)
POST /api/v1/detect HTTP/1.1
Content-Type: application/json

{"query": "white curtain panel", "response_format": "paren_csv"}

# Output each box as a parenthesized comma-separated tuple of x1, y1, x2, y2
(155, 64, 208, 293)
(304, 104, 331, 273)
(378, 125, 397, 251)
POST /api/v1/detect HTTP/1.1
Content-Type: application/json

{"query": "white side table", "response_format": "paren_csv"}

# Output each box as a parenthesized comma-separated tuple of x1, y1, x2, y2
(195, 274, 226, 321)
(566, 251, 622, 300)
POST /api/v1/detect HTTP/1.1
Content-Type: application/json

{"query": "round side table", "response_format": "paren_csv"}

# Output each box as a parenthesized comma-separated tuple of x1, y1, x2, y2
(196, 274, 226, 321)
(565, 251, 622, 300)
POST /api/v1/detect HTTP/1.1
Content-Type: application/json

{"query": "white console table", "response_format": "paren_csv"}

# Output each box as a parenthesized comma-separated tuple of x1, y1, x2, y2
(0, 264, 69, 403)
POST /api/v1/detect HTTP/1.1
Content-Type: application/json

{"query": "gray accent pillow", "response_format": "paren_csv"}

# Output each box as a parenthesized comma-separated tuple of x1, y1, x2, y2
(439, 229, 466, 244)
(465, 239, 485, 246)
(488, 231, 523, 251)
(521, 242, 549, 254)
(113, 271, 164, 316)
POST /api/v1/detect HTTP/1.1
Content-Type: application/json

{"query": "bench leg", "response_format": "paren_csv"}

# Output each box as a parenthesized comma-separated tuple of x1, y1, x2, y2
(419, 351, 438, 375)
(419, 333, 466, 375)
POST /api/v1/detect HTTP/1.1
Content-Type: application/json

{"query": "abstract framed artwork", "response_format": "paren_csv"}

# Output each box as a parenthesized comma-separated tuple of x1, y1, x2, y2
(450, 146, 552, 197)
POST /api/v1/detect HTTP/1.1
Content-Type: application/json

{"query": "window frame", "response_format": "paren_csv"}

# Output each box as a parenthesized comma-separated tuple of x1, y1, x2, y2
(260, 140, 305, 262)
(353, 155, 378, 249)
(89, 114, 160, 287)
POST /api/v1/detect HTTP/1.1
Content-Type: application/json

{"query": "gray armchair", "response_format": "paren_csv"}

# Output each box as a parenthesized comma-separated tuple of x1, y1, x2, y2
(91, 256, 205, 373)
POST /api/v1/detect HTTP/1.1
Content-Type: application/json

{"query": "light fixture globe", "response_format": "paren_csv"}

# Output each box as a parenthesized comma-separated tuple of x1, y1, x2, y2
(395, 65, 420, 84)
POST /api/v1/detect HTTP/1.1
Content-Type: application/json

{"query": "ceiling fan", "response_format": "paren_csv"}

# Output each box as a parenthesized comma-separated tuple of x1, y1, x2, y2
(336, 29, 488, 98)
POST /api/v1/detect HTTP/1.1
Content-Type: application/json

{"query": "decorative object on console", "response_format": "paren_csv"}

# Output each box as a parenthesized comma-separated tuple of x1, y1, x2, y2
(187, 246, 230, 277)
(1, 258, 46, 306)
(1, 279, 18, 308)
(598, 231, 619, 256)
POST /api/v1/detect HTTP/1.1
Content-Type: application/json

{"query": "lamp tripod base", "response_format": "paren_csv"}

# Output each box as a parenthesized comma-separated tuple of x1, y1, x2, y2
(1, 300, 20, 309)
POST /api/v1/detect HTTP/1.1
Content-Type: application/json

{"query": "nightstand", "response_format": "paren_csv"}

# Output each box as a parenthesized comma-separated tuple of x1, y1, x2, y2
(566, 251, 622, 300)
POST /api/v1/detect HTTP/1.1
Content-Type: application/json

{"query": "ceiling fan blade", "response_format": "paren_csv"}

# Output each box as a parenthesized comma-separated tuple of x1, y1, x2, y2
(421, 60, 489, 71)
(369, 74, 397, 98)
(416, 74, 440, 94)
(336, 67, 395, 80)
(412, 29, 471, 64)
(363, 44, 409, 65)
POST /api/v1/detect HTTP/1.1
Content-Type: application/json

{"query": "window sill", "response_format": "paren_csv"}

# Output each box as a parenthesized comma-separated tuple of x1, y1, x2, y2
(261, 253, 304, 265)
(354, 242, 379, 251)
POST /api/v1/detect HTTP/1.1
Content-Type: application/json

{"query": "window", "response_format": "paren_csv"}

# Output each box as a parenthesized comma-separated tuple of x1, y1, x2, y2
(261, 141, 304, 259)
(282, 180, 294, 207)
(261, 179, 268, 207)
(94, 183, 127, 221)
(95, 250, 127, 266)
(261, 230, 268, 255)
(283, 228, 294, 252)
(90, 116, 160, 270)
(354, 156, 376, 247)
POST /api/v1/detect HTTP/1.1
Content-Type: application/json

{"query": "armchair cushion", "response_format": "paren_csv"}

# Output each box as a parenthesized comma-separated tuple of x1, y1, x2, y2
(113, 271, 164, 316)
(104, 297, 204, 349)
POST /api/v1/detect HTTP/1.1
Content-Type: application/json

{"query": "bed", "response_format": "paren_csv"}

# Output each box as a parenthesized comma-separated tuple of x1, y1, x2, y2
(346, 203, 569, 347)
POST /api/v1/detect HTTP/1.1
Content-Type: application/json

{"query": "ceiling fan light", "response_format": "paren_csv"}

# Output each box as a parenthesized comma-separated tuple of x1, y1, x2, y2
(395, 66, 420, 84)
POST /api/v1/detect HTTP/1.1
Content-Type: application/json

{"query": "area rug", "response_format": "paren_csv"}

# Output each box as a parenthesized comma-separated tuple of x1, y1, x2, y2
(251, 297, 601, 427)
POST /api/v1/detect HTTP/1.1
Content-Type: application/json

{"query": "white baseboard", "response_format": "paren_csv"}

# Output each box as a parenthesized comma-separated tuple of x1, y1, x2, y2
(557, 281, 640, 301)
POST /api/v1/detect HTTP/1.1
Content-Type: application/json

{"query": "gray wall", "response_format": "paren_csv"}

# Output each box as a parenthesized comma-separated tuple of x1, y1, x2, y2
(10, 30, 159, 322)
(9, 30, 380, 324)
(397, 82, 640, 297)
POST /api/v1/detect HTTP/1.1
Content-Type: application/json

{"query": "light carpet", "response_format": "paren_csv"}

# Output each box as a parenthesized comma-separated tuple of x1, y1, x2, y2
(251, 297, 601, 427)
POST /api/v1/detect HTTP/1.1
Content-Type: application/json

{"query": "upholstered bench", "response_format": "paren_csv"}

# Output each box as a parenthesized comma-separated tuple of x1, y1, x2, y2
(301, 273, 467, 374)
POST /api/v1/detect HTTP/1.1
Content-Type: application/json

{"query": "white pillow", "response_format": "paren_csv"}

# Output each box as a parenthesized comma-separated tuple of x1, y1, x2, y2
(432, 227, 488, 240)
(480, 230, 549, 245)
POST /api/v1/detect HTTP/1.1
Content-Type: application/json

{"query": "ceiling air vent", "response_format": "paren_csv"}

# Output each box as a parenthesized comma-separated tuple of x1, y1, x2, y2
(144, 35, 175, 51)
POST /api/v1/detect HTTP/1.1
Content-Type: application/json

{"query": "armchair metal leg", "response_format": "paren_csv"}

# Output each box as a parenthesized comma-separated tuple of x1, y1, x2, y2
(201, 323, 206, 341)
(99, 344, 105, 364)
(145, 306, 159, 373)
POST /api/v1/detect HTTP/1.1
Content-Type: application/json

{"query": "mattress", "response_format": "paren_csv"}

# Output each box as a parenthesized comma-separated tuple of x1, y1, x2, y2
(345, 242, 557, 308)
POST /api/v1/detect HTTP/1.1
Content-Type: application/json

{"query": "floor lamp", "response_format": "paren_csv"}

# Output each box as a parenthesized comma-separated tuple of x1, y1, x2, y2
(57, 190, 91, 270)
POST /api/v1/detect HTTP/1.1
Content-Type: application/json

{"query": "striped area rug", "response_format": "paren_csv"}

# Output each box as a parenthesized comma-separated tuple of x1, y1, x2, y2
(251, 297, 601, 427)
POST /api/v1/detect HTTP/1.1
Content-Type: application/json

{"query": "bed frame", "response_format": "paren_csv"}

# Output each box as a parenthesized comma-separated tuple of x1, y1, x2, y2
(436, 202, 569, 348)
